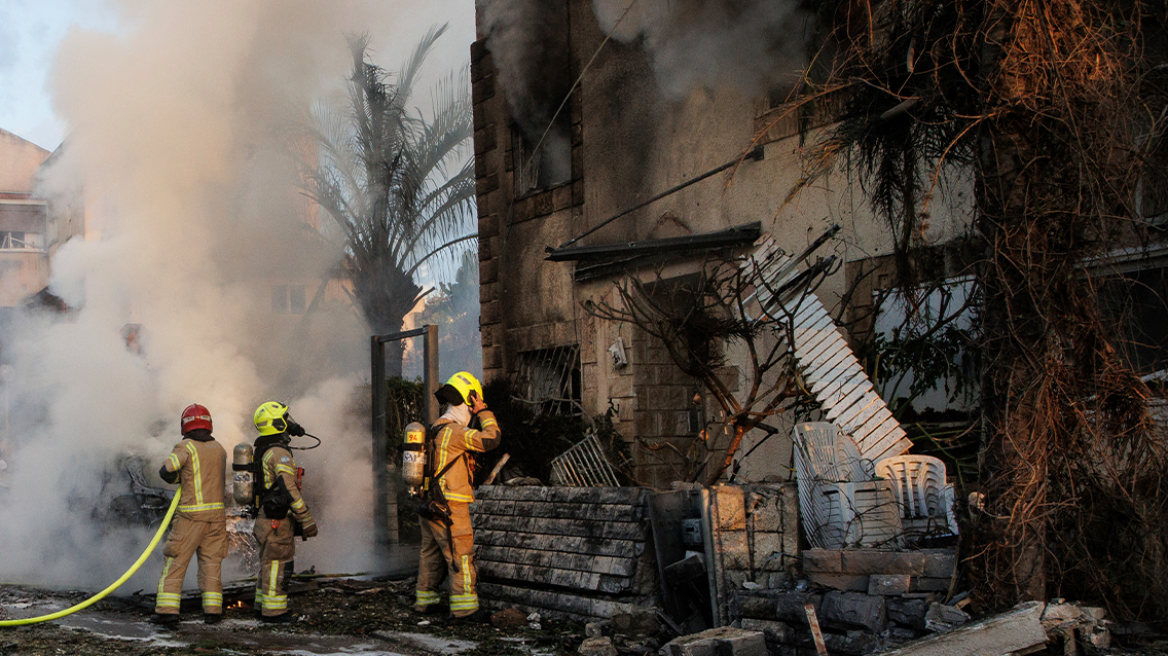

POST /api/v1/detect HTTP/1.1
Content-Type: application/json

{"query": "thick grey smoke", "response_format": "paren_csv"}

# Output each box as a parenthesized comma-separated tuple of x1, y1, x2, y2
(0, 0, 473, 590)
(592, 0, 814, 98)
(480, 0, 573, 186)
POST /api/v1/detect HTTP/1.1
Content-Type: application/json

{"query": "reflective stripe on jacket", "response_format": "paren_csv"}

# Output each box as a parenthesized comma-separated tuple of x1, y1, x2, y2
(432, 411, 501, 503)
(162, 437, 227, 521)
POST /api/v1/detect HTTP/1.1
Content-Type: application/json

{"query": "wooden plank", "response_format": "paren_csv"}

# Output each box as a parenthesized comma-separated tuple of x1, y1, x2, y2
(477, 561, 632, 594)
(471, 500, 646, 521)
(476, 485, 646, 505)
(476, 545, 636, 576)
(471, 513, 648, 540)
(474, 530, 645, 558)
(478, 582, 641, 621)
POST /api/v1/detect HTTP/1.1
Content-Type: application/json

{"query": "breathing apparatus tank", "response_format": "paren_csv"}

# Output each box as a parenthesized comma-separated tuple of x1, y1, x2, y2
(231, 442, 254, 505)
(402, 421, 426, 494)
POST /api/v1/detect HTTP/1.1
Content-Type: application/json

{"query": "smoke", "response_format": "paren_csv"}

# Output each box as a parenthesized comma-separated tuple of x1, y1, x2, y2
(591, 0, 814, 98)
(480, 0, 572, 186)
(0, 0, 472, 590)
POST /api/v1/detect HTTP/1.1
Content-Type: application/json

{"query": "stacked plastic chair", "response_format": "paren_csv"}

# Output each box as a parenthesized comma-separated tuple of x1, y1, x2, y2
(793, 422, 904, 549)
(874, 455, 959, 538)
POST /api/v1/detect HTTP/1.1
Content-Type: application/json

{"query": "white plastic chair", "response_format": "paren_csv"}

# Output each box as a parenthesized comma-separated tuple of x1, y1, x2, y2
(875, 455, 959, 537)
(794, 422, 902, 548)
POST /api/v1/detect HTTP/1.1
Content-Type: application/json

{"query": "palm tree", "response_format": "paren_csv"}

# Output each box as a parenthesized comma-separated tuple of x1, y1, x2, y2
(301, 26, 475, 376)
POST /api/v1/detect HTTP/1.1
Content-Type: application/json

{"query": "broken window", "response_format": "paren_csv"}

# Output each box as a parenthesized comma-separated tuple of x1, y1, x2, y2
(514, 344, 581, 417)
(505, 0, 573, 196)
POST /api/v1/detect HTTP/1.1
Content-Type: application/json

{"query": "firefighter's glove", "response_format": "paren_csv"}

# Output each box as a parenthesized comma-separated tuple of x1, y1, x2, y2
(301, 519, 318, 539)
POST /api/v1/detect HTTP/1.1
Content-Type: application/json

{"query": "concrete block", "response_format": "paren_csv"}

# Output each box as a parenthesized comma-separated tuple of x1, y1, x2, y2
(869, 574, 911, 596)
(808, 573, 869, 591)
(924, 603, 970, 633)
(752, 533, 786, 572)
(579, 636, 617, 656)
(749, 492, 782, 532)
(819, 591, 887, 633)
(662, 627, 767, 656)
(802, 549, 843, 573)
(732, 591, 822, 623)
(887, 597, 929, 630)
(841, 550, 925, 576)
(921, 550, 956, 578)
(878, 601, 1047, 656)
(739, 618, 791, 643)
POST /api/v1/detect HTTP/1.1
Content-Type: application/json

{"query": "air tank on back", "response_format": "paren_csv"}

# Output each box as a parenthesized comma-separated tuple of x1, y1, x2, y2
(231, 442, 254, 505)
(402, 422, 426, 492)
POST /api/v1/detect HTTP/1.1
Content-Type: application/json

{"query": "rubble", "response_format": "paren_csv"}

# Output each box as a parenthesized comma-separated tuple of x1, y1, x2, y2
(661, 627, 767, 656)
(579, 636, 619, 656)
(923, 602, 970, 633)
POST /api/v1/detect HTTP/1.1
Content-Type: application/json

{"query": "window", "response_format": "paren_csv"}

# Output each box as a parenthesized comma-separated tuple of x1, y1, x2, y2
(515, 345, 581, 417)
(271, 285, 287, 313)
(0, 231, 43, 250)
(289, 285, 307, 314)
(272, 284, 309, 314)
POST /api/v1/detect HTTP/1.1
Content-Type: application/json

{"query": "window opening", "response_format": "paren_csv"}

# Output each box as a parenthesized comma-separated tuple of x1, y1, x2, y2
(514, 344, 581, 417)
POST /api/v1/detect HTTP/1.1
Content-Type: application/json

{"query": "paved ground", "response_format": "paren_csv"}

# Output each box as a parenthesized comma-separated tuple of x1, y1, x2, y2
(0, 579, 577, 656)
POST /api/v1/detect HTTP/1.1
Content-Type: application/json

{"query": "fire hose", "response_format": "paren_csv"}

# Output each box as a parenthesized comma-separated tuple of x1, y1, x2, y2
(0, 486, 182, 627)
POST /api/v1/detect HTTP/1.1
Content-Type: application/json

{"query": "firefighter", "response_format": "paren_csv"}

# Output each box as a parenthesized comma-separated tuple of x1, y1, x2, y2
(150, 404, 228, 625)
(415, 372, 501, 620)
(251, 401, 318, 623)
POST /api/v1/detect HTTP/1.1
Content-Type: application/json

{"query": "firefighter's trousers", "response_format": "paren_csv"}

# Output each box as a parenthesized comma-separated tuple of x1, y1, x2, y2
(155, 515, 227, 615)
(415, 501, 478, 617)
(253, 514, 295, 617)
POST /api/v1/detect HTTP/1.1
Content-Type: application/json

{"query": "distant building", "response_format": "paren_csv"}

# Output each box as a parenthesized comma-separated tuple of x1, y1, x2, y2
(0, 129, 52, 310)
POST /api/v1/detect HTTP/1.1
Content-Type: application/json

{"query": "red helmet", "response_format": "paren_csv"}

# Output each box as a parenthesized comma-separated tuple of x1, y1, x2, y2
(180, 403, 212, 434)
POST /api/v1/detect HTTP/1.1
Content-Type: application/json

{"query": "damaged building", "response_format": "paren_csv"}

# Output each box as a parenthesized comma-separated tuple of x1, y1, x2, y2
(469, 0, 974, 488)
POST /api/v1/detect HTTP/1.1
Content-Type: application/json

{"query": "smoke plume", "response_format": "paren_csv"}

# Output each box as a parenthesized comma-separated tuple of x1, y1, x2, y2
(0, 0, 472, 590)
(592, 0, 814, 98)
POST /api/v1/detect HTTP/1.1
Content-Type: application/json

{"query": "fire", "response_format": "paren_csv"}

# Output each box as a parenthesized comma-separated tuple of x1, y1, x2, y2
(227, 600, 247, 610)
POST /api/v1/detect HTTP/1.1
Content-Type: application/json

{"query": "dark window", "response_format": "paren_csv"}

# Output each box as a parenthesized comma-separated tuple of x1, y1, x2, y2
(515, 345, 581, 417)
(271, 285, 288, 313)
(289, 285, 307, 314)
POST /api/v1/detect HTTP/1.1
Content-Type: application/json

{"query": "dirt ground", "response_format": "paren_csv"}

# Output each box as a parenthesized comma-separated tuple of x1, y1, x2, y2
(0, 577, 582, 656)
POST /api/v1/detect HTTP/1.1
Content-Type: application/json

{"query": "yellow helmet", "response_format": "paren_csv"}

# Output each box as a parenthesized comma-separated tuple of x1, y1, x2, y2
(445, 371, 483, 405)
(254, 401, 291, 436)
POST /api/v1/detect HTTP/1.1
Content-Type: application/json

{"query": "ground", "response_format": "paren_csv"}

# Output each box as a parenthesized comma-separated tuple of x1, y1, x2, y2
(0, 578, 581, 656)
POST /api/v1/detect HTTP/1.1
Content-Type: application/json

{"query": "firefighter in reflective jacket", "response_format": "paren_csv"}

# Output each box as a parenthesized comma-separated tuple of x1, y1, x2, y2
(251, 401, 318, 623)
(415, 372, 501, 619)
(151, 404, 228, 625)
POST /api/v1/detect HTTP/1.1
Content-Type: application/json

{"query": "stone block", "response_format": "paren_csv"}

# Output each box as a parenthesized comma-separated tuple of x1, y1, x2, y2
(479, 282, 497, 304)
(579, 636, 617, 656)
(585, 620, 613, 638)
(476, 173, 499, 196)
(482, 346, 502, 370)
(841, 550, 925, 576)
(470, 38, 488, 64)
(869, 574, 911, 596)
(823, 630, 881, 656)
(480, 258, 499, 284)
(473, 120, 496, 153)
(878, 601, 1047, 656)
(802, 549, 842, 573)
(739, 619, 791, 643)
(532, 191, 554, 217)
(480, 324, 496, 348)
(767, 572, 793, 589)
(662, 628, 767, 656)
(471, 76, 496, 105)
(479, 212, 500, 239)
(808, 573, 869, 591)
(611, 608, 658, 638)
(924, 603, 970, 633)
(819, 591, 887, 633)
(909, 577, 951, 593)
(553, 185, 572, 211)
(480, 301, 500, 325)
(715, 486, 747, 531)
(752, 532, 785, 572)
(921, 550, 956, 578)
(887, 597, 929, 630)
(773, 592, 823, 623)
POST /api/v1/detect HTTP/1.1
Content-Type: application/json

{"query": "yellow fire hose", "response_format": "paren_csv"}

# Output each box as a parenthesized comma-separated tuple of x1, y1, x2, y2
(0, 486, 182, 627)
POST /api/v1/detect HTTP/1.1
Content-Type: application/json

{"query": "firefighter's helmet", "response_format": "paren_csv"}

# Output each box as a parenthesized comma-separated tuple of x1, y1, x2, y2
(181, 403, 212, 434)
(444, 371, 483, 406)
(254, 401, 292, 436)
